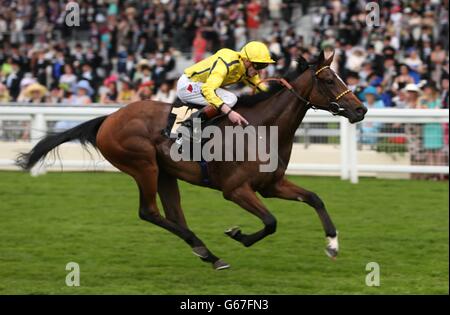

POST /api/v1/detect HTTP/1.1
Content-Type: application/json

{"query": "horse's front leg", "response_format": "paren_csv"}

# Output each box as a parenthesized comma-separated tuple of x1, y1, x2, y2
(223, 183, 277, 247)
(262, 178, 339, 259)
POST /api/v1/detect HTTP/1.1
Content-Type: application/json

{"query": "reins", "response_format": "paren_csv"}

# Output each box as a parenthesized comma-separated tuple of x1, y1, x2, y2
(254, 66, 351, 115)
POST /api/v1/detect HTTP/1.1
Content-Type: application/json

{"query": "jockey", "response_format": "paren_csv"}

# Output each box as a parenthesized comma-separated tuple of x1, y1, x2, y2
(176, 41, 275, 126)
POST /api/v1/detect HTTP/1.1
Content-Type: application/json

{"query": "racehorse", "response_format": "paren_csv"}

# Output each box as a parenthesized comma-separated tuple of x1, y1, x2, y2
(17, 51, 367, 270)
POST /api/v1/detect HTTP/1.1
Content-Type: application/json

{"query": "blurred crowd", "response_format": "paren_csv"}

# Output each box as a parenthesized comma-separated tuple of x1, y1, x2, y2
(0, 0, 302, 105)
(0, 0, 448, 108)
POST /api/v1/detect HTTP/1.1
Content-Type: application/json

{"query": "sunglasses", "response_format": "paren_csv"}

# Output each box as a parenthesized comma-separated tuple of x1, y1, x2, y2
(252, 63, 268, 70)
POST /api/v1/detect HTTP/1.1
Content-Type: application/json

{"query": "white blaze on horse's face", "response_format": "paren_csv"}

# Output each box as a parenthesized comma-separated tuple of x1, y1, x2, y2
(334, 71, 348, 87)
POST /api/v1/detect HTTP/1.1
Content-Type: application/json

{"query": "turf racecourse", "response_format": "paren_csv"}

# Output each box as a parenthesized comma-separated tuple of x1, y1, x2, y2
(0, 171, 447, 294)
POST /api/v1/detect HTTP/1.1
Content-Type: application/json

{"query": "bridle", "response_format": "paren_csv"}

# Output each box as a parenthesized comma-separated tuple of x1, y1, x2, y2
(313, 65, 351, 115)
(255, 65, 352, 116)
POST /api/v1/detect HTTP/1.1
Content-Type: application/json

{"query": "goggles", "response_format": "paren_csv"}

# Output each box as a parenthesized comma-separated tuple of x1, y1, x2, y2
(252, 62, 268, 70)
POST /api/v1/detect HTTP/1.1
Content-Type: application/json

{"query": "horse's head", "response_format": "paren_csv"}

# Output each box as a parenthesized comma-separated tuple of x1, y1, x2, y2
(296, 50, 367, 123)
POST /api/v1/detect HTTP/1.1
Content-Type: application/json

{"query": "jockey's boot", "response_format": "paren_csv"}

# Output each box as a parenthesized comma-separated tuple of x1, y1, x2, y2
(176, 106, 219, 152)
(181, 105, 219, 130)
(180, 106, 219, 140)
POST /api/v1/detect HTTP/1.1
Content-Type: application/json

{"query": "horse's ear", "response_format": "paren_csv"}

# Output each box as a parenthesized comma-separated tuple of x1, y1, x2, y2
(318, 49, 335, 67)
(296, 55, 309, 73)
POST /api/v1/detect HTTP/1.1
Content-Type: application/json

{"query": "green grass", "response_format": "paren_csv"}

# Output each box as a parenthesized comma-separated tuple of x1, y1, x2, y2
(0, 171, 447, 294)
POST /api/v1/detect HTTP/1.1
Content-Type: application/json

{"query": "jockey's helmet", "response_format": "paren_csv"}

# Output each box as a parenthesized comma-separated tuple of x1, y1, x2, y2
(240, 41, 276, 65)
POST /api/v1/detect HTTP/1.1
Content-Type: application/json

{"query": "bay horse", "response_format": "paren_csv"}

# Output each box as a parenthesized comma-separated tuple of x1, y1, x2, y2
(17, 51, 367, 270)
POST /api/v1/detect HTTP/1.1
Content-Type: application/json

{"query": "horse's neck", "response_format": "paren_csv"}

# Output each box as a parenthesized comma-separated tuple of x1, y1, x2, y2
(258, 72, 312, 141)
(249, 72, 312, 166)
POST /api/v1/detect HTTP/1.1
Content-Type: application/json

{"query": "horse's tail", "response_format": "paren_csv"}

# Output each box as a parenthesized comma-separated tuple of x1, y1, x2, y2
(16, 115, 108, 170)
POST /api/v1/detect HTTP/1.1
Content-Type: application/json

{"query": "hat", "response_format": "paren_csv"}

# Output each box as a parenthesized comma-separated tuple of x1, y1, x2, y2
(403, 83, 422, 94)
(369, 75, 383, 87)
(75, 80, 94, 96)
(138, 80, 154, 89)
(104, 74, 118, 86)
(20, 76, 37, 88)
(58, 82, 70, 92)
(137, 59, 151, 71)
(363, 86, 379, 98)
(23, 83, 48, 98)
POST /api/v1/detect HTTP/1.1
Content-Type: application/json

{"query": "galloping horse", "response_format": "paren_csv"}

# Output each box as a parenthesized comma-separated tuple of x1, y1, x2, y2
(17, 51, 367, 270)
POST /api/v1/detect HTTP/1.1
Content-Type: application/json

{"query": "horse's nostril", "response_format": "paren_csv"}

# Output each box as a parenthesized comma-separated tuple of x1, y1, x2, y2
(356, 107, 367, 116)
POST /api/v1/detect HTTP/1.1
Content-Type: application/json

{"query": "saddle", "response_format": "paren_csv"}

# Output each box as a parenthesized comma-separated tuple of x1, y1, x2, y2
(161, 98, 226, 152)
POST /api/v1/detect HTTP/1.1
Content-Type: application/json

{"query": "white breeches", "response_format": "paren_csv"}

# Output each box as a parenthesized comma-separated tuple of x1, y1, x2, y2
(176, 74, 237, 107)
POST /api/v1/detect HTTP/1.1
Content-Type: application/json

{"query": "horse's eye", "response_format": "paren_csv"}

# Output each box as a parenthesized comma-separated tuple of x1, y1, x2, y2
(326, 79, 334, 85)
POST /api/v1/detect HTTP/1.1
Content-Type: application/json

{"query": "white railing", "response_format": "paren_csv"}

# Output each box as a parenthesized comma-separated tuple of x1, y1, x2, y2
(0, 104, 448, 183)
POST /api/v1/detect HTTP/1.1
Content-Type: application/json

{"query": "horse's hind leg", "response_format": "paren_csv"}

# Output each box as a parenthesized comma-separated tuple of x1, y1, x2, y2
(263, 178, 338, 259)
(157, 169, 188, 228)
(135, 163, 229, 270)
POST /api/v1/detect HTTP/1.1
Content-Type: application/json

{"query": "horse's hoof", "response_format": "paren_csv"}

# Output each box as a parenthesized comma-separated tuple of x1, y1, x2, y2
(325, 247, 338, 260)
(224, 226, 241, 238)
(325, 232, 339, 260)
(213, 259, 230, 270)
(192, 246, 209, 259)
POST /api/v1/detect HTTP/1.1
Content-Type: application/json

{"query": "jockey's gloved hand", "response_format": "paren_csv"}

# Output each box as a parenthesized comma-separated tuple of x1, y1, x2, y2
(221, 104, 249, 126)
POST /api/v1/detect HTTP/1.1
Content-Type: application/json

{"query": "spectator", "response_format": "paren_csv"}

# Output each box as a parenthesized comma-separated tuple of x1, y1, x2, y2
(430, 42, 447, 85)
(247, 0, 262, 41)
(0, 82, 10, 102)
(440, 73, 449, 109)
(117, 78, 135, 103)
(152, 81, 176, 103)
(17, 76, 37, 102)
(420, 82, 445, 176)
(192, 30, 207, 63)
(134, 81, 154, 101)
(392, 64, 415, 92)
(59, 64, 77, 92)
(404, 83, 426, 178)
(133, 59, 152, 86)
(99, 75, 118, 104)
(360, 86, 384, 145)
(404, 48, 424, 75)
(152, 55, 168, 90)
(404, 83, 422, 108)
(4, 61, 22, 101)
(73, 80, 93, 105)
(47, 84, 64, 103)
(345, 47, 366, 73)
(234, 19, 247, 51)
(23, 83, 48, 104)
(392, 89, 408, 108)
(442, 73, 449, 167)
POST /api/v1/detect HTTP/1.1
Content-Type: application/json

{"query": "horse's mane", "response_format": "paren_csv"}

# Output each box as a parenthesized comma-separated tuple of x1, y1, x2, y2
(235, 56, 312, 107)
